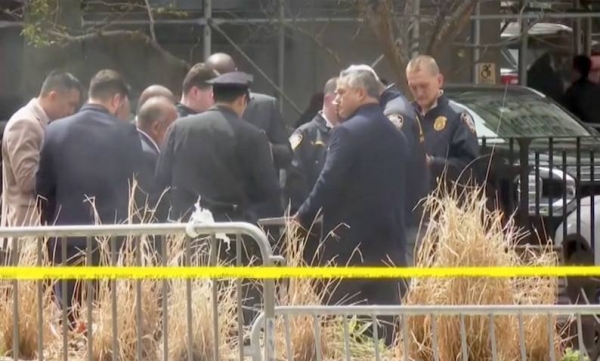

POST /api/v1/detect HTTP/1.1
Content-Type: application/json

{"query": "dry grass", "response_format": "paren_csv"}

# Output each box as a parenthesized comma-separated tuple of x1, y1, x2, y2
(160, 238, 237, 361)
(0, 239, 57, 359)
(0, 185, 575, 361)
(398, 188, 564, 361)
(0, 233, 239, 360)
(273, 217, 332, 361)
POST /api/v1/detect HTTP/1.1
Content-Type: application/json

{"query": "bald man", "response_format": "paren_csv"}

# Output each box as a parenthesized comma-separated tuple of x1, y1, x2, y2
(137, 96, 178, 177)
(206, 53, 293, 181)
(137, 85, 175, 112)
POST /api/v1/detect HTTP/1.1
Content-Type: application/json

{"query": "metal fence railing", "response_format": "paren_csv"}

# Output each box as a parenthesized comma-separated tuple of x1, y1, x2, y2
(248, 304, 600, 361)
(0, 222, 281, 361)
(476, 136, 600, 258)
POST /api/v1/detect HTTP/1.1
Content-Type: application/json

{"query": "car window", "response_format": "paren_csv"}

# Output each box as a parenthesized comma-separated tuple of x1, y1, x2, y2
(446, 91, 592, 138)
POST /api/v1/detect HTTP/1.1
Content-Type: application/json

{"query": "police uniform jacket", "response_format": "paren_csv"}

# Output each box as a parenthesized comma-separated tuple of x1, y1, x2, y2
(284, 112, 331, 214)
(154, 105, 280, 222)
(380, 85, 430, 227)
(414, 94, 480, 187)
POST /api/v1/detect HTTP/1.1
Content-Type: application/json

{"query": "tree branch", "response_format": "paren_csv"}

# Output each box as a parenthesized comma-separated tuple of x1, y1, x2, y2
(358, 0, 409, 88)
(426, 0, 480, 56)
(48, 29, 187, 68)
(142, 0, 156, 41)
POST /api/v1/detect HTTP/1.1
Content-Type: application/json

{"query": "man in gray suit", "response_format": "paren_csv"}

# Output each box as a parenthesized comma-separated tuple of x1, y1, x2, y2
(206, 53, 292, 171)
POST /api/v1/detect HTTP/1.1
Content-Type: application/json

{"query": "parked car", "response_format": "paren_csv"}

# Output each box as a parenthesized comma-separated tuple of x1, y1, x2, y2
(444, 84, 600, 265)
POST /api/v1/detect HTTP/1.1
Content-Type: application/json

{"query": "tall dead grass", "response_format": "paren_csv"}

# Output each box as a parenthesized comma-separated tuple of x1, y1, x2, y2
(0, 239, 56, 359)
(0, 185, 572, 361)
(0, 224, 238, 359)
(273, 217, 333, 361)
(399, 188, 564, 360)
(77, 233, 238, 361)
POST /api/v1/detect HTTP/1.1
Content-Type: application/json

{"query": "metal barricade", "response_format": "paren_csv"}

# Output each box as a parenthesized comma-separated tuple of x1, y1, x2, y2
(249, 304, 600, 361)
(0, 222, 281, 361)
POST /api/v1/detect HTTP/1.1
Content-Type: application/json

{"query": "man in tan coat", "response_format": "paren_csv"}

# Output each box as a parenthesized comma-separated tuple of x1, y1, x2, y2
(1, 71, 82, 251)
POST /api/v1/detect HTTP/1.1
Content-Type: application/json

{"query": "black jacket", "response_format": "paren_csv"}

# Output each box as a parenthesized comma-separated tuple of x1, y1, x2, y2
(284, 112, 331, 214)
(154, 105, 281, 222)
(297, 103, 408, 305)
(380, 85, 430, 227)
(243, 92, 292, 170)
(175, 102, 197, 118)
(138, 130, 160, 176)
(563, 78, 600, 124)
(36, 104, 148, 246)
(297, 103, 408, 266)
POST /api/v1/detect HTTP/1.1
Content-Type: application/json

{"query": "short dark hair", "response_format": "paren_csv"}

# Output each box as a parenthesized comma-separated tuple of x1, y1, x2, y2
(39, 71, 82, 97)
(573, 55, 592, 78)
(89, 69, 130, 101)
(213, 87, 248, 104)
(182, 63, 218, 94)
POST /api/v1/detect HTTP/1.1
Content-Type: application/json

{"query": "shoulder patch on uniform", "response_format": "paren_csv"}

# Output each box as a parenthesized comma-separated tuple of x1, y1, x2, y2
(387, 114, 404, 130)
(289, 132, 303, 150)
(433, 116, 447, 131)
(460, 112, 476, 134)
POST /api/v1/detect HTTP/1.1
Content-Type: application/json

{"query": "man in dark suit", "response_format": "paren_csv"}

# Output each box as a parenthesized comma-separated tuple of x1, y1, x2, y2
(206, 53, 292, 171)
(35, 69, 146, 328)
(154, 71, 280, 326)
(136, 96, 178, 180)
(294, 67, 409, 345)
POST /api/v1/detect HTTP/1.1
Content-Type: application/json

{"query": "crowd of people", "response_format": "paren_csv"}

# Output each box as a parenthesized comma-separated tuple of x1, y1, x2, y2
(0, 52, 481, 340)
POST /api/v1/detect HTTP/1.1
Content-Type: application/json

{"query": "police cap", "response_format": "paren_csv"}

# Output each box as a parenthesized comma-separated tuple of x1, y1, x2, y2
(206, 71, 253, 91)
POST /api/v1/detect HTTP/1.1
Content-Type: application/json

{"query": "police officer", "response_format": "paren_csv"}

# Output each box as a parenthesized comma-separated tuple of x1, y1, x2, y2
(284, 77, 339, 214)
(154, 71, 280, 325)
(406, 55, 479, 189)
(346, 65, 431, 267)
(155, 71, 280, 222)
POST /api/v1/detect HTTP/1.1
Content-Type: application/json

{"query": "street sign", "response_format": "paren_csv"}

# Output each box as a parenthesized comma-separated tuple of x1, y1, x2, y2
(477, 62, 496, 84)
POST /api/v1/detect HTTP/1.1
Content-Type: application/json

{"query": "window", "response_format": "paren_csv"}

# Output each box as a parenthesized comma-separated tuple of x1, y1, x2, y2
(446, 90, 592, 138)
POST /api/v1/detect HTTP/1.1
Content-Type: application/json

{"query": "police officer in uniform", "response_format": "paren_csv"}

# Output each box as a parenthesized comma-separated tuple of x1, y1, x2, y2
(284, 77, 339, 214)
(154, 71, 280, 325)
(283, 77, 338, 264)
(155, 71, 280, 222)
(406, 55, 479, 189)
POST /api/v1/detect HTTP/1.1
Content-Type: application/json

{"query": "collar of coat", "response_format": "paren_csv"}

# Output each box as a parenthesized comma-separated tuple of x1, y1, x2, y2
(27, 98, 50, 127)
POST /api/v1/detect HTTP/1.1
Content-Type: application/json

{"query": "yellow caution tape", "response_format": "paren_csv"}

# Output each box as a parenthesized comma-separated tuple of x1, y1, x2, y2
(0, 266, 597, 280)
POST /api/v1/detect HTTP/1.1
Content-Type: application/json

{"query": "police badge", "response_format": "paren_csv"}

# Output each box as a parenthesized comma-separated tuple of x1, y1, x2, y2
(387, 114, 404, 130)
(461, 112, 476, 134)
(289, 132, 303, 150)
(433, 116, 447, 131)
